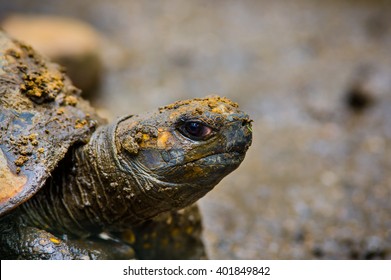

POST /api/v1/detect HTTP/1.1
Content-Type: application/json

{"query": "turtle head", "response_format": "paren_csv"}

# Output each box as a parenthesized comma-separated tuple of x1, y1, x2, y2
(115, 96, 252, 212)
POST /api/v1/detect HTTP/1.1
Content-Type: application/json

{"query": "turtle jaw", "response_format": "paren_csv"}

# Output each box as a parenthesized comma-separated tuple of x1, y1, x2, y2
(177, 151, 246, 186)
(185, 151, 246, 169)
(140, 151, 248, 211)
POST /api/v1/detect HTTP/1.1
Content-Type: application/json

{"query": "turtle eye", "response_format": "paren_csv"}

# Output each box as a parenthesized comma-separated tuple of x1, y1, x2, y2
(179, 121, 213, 141)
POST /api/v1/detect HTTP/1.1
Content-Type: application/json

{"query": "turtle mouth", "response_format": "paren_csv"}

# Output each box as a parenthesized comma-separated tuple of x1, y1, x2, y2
(184, 151, 246, 168)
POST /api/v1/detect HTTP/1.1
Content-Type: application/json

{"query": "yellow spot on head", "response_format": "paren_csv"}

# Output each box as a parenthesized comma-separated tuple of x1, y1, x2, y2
(64, 95, 78, 106)
(157, 131, 171, 149)
(211, 104, 232, 114)
(142, 134, 150, 142)
(75, 119, 87, 129)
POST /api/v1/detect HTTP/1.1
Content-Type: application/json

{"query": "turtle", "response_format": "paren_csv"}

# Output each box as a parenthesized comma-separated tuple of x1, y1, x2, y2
(0, 30, 252, 260)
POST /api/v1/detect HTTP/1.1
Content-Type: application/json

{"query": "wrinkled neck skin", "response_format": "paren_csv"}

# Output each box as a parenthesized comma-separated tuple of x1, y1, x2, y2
(18, 117, 212, 238)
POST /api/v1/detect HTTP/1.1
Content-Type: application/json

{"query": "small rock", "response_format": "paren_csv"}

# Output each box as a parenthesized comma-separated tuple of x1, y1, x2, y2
(344, 84, 374, 113)
(2, 14, 103, 99)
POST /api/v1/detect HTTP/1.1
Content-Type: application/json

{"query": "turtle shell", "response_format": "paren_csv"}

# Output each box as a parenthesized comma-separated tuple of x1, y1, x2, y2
(0, 31, 99, 216)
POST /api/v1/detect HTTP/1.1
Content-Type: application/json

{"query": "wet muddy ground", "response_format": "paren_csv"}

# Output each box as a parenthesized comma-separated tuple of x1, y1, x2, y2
(1, 0, 390, 259)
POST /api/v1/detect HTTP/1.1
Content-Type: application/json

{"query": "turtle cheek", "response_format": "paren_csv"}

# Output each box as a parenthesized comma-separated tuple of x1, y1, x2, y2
(185, 153, 244, 183)
(135, 147, 186, 172)
(135, 149, 168, 170)
(172, 163, 226, 186)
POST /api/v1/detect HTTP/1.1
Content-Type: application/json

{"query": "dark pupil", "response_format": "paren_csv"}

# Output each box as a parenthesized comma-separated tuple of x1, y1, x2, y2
(185, 122, 204, 137)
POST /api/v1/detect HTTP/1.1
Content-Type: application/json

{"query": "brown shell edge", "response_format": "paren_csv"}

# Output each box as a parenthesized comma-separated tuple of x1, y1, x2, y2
(0, 31, 99, 216)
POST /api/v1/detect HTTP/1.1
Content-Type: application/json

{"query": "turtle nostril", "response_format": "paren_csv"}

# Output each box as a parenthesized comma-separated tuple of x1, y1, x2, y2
(241, 119, 253, 134)
(241, 118, 253, 126)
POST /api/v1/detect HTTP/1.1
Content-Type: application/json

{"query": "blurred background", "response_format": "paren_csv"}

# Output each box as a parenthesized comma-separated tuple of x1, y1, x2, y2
(1, 0, 390, 259)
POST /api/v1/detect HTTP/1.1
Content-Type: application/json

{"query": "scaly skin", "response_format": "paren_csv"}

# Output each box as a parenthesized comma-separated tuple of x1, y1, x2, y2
(1, 96, 252, 259)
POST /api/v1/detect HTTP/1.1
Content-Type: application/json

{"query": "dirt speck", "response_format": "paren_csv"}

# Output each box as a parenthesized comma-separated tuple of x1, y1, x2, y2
(64, 95, 78, 106)
(75, 119, 87, 129)
(14, 155, 28, 166)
